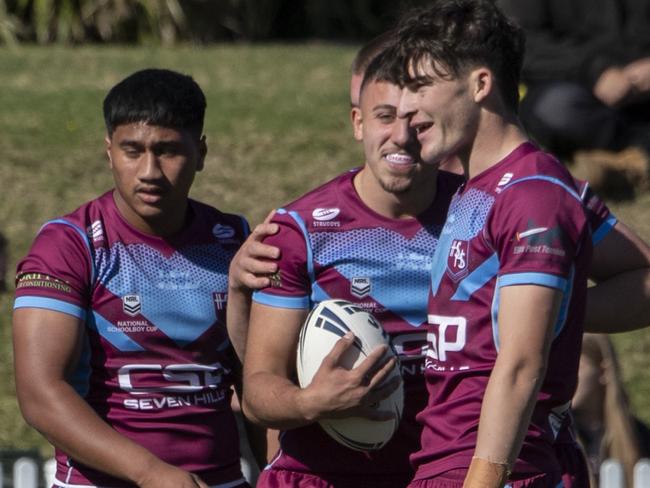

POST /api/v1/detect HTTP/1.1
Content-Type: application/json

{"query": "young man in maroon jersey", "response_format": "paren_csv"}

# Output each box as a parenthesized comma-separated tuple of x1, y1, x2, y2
(384, 1, 596, 486)
(13, 69, 263, 488)
(228, 23, 650, 488)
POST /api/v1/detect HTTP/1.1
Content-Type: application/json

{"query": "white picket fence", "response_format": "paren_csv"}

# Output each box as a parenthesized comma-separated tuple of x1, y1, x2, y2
(1, 458, 55, 488)
(1, 457, 649, 487)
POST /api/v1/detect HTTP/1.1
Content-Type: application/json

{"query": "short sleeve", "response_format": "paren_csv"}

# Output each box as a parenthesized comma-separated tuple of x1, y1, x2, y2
(252, 210, 311, 310)
(486, 178, 589, 291)
(578, 182, 617, 246)
(14, 221, 93, 318)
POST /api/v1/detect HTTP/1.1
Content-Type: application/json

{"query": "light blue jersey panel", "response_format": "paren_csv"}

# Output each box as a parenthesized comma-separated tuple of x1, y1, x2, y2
(95, 242, 230, 347)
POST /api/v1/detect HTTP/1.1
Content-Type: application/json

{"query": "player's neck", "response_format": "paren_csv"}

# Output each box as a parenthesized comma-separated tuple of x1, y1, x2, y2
(113, 189, 190, 238)
(354, 167, 439, 220)
(464, 112, 528, 180)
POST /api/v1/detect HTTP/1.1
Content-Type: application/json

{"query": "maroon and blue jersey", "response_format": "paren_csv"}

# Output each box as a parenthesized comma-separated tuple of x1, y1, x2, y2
(412, 143, 594, 483)
(14, 191, 250, 488)
(252, 168, 463, 486)
(574, 178, 617, 247)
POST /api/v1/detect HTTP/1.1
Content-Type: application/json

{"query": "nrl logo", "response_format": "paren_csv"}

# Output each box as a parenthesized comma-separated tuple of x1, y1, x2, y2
(122, 294, 142, 317)
(351, 277, 371, 298)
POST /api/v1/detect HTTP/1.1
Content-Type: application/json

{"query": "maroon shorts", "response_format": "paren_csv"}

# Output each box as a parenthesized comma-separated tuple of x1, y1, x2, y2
(257, 468, 411, 488)
(408, 468, 559, 488)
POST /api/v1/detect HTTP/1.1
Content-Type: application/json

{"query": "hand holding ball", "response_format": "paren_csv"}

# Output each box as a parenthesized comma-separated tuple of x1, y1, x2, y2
(296, 299, 404, 451)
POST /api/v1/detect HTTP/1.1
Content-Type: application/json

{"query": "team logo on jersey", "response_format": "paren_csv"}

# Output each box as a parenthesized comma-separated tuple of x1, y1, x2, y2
(87, 220, 104, 243)
(447, 239, 469, 281)
(122, 294, 142, 316)
(213, 292, 228, 311)
(212, 224, 236, 239)
(351, 277, 371, 298)
(312, 208, 340, 221)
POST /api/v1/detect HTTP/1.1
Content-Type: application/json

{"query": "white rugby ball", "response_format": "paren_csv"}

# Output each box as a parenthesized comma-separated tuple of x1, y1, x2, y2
(296, 299, 404, 451)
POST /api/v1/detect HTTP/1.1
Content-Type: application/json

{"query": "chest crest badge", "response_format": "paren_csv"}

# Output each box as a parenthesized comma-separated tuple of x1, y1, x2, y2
(447, 239, 469, 282)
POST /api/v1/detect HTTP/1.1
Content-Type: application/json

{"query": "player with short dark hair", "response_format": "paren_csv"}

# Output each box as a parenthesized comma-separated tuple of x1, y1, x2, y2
(228, 24, 650, 486)
(231, 49, 462, 486)
(103, 69, 206, 138)
(381, 1, 591, 486)
(13, 68, 256, 488)
(349, 30, 396, 109)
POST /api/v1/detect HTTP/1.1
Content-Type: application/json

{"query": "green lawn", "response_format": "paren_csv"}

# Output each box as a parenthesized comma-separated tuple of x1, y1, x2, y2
(1, 45, 649, 455)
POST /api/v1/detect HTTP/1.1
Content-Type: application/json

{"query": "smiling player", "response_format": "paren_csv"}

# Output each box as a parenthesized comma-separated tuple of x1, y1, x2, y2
(230, 50, 464, 485)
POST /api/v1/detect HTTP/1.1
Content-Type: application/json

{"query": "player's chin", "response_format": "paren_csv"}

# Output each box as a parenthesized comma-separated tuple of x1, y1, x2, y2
(381, 178, 415, 195)
(134, 201, 168, 220)
(419, 156, 443, 168)
(419, 145, 448, 167)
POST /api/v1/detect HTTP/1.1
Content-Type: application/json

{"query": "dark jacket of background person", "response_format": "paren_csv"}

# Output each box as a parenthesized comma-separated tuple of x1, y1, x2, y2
(499, 0, 650, 89)
(498, 0, 650, 164)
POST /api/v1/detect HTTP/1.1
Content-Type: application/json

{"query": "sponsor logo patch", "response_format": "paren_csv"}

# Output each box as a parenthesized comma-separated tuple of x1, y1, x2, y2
(87, 220, 104, 243)
(515, 226, 549, 241)
(269, 270, 282, 288)
(350, 277, 371, 298)
(122, 294, 142, 317)
(16, 273, 73, 293)
(312, 208, 340, 221)
(212, 224, 236, 239)
(511, 220, 568, 257)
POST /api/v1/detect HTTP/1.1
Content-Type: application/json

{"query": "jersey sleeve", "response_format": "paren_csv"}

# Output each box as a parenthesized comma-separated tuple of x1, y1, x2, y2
(486, 178, 589, 291)
(578, 182, 617, 246)
(14, 220, 93, 319)
(251, 210, 311, 310)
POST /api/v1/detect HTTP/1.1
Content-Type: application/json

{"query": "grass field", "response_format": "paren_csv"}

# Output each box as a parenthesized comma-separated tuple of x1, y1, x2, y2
(1, 45, 649, 455)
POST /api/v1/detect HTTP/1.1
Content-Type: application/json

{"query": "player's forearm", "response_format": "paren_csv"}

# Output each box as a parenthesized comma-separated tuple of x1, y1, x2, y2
(242, 372, 321, 430)
(18, 380, 168, 485)
(226, 284, 253, 361)
(585, 267, 650, 333)
(470, 358, 546, 485)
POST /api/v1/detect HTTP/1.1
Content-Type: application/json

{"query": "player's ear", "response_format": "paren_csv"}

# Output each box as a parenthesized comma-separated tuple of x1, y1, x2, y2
(470, 67, 493, 104)
(105, 134, 114, 168)
(197, 135, 207, 172)
(351, 106, 363, 142)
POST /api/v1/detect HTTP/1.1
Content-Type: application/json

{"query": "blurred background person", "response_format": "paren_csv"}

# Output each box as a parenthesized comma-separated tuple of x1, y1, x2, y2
(0, 232, 7, 292)
(572, 333, 650, 486)
(499, 0, 650, 195)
